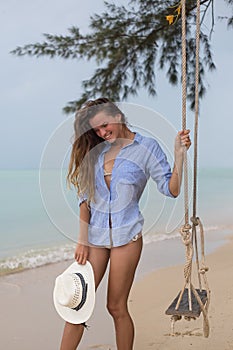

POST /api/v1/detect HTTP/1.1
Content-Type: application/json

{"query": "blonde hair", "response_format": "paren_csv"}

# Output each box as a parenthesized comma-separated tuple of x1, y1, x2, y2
(67, 98, 127, 203)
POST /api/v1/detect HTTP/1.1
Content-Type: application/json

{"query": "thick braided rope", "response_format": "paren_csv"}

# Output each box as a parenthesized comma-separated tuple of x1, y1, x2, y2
(181, 0, 189, 226)
(191, 216, 210, 337)
(193, 0, 200, 219)
(180, 0, 193, 288)
(180, 1, 210, 337)
(180, 224, 193, 282)
(192, 0, 210, 338)
(172, 1, 210, 337)
(197, 217, 210, 316)
(191, 0, 202, 292)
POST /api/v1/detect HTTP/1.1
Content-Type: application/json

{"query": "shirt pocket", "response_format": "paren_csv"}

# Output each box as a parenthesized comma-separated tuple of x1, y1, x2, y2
(118, 163, 146, 185)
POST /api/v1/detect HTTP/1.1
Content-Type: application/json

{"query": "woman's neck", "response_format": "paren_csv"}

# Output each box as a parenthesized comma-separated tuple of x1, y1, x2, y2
(112, 127, 135, 147)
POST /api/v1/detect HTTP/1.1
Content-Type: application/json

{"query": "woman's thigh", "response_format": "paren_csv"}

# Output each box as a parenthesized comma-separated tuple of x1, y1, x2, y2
(107, 237, 143, 306)
(88, 246, 110, 290)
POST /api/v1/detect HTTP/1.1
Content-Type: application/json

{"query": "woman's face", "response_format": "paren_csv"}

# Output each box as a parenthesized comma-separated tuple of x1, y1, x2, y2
(89, 111, 122, 143)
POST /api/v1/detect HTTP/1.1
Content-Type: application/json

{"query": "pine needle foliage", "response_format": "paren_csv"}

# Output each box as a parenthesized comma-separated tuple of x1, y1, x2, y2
(11, 0, 233, 113)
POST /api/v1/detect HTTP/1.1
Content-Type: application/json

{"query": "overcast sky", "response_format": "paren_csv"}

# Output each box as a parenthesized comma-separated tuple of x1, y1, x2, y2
(1, 0, 232, 169)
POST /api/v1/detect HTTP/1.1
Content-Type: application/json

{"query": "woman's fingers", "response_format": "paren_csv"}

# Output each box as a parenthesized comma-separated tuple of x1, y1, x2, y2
(179, 129, 191, 149)
(74, 244, 89, 265)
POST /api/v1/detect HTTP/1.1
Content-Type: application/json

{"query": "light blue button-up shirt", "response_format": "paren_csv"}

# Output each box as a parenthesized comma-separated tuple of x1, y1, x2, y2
(79, 132, 175, 247)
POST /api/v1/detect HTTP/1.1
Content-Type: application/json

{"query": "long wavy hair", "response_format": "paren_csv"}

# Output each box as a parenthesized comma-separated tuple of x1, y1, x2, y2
(67, 98, 127, 203)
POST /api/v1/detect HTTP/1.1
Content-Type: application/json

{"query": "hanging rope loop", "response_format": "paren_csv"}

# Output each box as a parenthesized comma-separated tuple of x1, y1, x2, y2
(166, 0, 210, 338)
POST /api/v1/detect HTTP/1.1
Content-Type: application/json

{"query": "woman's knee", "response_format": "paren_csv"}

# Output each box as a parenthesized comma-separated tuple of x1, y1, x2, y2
(107, 301, 127, 320)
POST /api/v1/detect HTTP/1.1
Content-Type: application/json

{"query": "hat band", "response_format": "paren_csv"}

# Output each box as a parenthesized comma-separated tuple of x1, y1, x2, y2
(72, 273, 88, 311)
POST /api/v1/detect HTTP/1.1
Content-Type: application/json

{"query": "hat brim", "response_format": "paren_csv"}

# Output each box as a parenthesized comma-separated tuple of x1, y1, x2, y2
(53, 261, 95, 324)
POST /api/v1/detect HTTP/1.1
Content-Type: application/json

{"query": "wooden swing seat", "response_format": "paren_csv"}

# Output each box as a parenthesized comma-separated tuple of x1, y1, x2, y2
(165, 288, 208, 318)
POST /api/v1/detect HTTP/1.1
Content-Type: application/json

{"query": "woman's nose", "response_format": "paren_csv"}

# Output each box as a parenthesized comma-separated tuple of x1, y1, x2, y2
(98, 128, 106, 138)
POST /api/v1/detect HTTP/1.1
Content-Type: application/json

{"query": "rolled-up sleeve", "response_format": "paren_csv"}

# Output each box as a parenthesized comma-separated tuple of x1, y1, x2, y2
(78, 192, 88, 206)
(146, 140, 175, 198)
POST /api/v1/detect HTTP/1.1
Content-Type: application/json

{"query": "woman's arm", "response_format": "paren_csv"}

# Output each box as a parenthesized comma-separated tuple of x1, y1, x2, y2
(74, 201, 90, 265)
(169, 129, 191, 197)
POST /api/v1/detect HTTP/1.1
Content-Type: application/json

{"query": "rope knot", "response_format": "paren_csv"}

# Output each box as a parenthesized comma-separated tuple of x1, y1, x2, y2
(199, 266, 209, 274)
(191, 216, 199, 226)
(180, 223, 191, 233)
(180, 224, 192, 246)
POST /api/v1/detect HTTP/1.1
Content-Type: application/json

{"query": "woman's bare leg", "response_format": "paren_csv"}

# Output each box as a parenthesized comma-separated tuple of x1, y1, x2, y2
(107, 237, 142, 350)
(60, 247, 110, 350)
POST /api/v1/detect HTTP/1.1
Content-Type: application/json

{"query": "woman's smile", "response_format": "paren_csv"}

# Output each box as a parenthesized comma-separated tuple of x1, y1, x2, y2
(89, 111, 122, 142)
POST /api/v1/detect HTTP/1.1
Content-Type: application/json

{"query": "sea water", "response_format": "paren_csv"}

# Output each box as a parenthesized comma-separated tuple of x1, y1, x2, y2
(0, 168, 232, 275)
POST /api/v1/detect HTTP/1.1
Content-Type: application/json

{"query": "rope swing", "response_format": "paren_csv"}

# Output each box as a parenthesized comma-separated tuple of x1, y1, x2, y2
(165, 0, 210, 337)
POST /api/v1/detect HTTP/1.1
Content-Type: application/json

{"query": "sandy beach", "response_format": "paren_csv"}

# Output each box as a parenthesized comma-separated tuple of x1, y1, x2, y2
(1, 231, 233, 350)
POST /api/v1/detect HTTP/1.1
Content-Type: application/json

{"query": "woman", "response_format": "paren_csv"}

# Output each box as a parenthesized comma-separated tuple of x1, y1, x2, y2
(61, 98, 191, 349)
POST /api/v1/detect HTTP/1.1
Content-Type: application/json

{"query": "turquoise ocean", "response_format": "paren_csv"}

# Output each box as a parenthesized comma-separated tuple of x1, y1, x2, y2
(0, 168, 233, 275)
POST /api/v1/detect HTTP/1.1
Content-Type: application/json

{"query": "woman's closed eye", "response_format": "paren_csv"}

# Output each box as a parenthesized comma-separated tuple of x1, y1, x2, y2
(94, 122, 108, 133)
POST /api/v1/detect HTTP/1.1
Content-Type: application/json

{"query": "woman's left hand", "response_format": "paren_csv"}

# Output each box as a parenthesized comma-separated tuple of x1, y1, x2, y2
(175, 129, 191, 155)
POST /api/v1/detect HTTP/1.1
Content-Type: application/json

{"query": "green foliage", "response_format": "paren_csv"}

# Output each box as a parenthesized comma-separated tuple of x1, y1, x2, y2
(11, 0, 232, 113)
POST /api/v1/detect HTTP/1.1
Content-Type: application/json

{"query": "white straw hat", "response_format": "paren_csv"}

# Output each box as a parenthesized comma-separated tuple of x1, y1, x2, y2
(53, 261, 95, 324)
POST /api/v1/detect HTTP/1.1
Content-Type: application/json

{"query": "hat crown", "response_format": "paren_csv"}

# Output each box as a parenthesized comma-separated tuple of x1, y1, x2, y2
(56, 274, 83, 309)
(53, 261, 95, 324)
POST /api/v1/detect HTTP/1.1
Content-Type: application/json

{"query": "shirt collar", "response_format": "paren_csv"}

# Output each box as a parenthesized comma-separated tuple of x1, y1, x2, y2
(133, 132, 142, 144)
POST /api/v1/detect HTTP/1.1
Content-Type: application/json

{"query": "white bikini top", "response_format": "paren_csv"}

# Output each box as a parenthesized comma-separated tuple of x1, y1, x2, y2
(104, 169, 112, 177)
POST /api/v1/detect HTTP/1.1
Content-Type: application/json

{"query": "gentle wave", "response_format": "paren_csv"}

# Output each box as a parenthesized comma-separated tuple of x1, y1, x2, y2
(1, 224, 232, 276)
(0, 244, 75, 276)
(144, 223, 232, 244)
